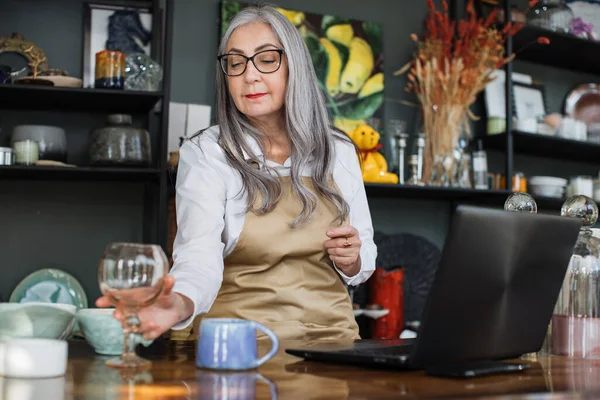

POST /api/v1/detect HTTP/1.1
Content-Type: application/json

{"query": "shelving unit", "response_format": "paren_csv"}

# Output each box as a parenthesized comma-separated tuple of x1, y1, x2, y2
(0, 165, 162, 181)
(449, 0, 600, 200)
(365, 183, 510, 203)
(0, 85, 164, 113)
(166, 169, 510, 205)
(497, 4, 600, 183)
(1, 0, 174, 250)
(511, 25, 600, 75)
(482, 131, 600, 164)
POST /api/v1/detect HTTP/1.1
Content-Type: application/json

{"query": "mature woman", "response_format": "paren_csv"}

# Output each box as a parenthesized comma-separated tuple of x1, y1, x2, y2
(97, 4, 377, 341)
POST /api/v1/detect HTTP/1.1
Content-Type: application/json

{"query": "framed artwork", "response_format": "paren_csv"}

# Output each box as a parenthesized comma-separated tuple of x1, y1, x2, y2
(82, 2, 154, 88)
(220, 1, 384, 134)
(513, 82, 547, 120)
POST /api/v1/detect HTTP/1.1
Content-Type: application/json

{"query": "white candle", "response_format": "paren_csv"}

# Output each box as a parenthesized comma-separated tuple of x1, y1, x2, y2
(13, 140, 39, 165)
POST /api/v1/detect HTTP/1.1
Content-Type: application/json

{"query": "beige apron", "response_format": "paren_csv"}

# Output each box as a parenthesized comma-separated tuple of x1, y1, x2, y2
(192, 175, 360, 341)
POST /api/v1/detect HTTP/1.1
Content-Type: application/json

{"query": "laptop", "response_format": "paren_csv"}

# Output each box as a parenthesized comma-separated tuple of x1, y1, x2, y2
(286, 205, 582, 376)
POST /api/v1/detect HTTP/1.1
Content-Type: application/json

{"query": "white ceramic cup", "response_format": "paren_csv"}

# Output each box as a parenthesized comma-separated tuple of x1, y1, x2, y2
(0, 339, 67, 378)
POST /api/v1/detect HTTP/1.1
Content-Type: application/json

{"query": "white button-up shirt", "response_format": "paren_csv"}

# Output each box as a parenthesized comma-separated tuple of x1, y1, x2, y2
(169, 125, 377, 329)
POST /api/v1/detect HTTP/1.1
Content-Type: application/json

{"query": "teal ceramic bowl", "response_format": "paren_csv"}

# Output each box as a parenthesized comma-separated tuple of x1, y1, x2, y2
(0, 302, 76, 340)
(76, 309, 153, 355)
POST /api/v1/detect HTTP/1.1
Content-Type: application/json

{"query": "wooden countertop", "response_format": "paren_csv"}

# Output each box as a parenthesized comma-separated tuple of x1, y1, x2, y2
(8, 338, 600, 399)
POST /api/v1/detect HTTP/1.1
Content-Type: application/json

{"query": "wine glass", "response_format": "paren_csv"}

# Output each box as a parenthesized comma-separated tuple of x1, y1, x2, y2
(98, 242, 168, 369)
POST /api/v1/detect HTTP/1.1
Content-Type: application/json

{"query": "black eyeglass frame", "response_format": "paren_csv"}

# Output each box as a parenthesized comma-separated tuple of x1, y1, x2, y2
(217, 49, 285, 76)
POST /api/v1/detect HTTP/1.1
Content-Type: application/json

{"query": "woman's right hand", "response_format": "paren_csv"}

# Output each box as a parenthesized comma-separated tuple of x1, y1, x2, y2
(95, 275, 193, 341)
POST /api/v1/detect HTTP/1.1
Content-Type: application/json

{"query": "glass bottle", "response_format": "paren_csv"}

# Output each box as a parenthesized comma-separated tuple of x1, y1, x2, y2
(551, 195, 600, 358)
(472, 140, 489, 190)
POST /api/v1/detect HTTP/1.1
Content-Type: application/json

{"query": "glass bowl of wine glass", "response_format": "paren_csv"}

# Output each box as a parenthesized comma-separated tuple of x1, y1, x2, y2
(98, 242, 168, 369)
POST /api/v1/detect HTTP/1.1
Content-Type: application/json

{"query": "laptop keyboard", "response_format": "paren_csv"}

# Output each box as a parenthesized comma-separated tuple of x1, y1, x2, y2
(337, 344, 413, 357)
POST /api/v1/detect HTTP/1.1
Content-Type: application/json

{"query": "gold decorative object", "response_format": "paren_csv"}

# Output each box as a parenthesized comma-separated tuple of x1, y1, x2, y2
(22, 46, 48, 78)
(0, 33, 49, 75)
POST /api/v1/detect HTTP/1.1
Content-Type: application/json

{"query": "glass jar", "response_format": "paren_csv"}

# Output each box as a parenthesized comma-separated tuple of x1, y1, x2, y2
(13, 140, 39, 165)
(550, 195, 600, 358)
(500, 172, 528, 192)
(527, 0, 575, 34)
(89, 114, 151, 166)
(95, 50, 125, 89)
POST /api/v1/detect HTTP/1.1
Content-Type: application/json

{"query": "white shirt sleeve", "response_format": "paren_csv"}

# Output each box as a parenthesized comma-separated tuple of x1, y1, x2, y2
(169, 140, 226, 330)
(332, 141, 377, 286)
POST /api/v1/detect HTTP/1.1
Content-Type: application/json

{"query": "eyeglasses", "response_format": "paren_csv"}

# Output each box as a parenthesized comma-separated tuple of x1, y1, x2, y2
(217, 49, 284, 76)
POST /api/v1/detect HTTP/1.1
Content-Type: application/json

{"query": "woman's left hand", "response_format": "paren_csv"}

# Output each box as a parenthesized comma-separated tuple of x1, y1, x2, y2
(325, 226, 362, 277)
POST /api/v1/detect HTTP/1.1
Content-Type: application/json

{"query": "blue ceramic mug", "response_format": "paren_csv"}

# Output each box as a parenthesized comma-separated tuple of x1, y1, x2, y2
(196, 318, 279, 370)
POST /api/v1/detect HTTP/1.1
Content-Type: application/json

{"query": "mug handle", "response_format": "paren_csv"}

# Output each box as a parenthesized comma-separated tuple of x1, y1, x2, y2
(251, 322, 279, 367)
(257, 374, 278, 400)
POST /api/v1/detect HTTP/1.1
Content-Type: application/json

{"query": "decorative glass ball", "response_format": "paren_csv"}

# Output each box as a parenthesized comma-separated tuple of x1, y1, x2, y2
(561, 195, 599, 227)
(124, 53, 163, 92)
(504, 192, 538, 214)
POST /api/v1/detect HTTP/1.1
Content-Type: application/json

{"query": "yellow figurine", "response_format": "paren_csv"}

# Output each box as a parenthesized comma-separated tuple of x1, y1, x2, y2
(348, 124, 399, 184)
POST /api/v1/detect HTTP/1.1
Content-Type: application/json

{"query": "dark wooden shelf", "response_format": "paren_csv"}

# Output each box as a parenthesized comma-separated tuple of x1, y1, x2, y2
(0, 84, 163, 113)
(0, 165, 161, 181)
(512, 25, 600, 75)
(166, 169, 510, 203)
(365, 183, 510, 203)
(481, 131, 600, 163)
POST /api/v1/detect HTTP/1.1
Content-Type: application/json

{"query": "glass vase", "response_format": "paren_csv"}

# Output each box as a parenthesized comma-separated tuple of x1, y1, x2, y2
(428, 153, 456, 187)
(421, 104, 467, 184)
(546, 196, 600, 358)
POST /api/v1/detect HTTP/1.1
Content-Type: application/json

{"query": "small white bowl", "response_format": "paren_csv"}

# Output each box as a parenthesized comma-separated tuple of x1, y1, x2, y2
(0, 303, 76, 340)
(529, 176, 568, 199)
(0, 339, 68, 378)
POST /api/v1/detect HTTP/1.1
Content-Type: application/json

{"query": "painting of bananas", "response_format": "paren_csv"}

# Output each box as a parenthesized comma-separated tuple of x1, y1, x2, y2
(220, 1, 384, 134)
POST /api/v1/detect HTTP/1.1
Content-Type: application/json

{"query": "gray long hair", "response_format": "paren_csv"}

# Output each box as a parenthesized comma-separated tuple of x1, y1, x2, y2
(215, 4, 351, 227)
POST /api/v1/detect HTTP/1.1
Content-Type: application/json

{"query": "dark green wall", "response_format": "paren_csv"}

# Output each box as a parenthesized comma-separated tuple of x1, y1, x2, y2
(1, 0, 597, 305)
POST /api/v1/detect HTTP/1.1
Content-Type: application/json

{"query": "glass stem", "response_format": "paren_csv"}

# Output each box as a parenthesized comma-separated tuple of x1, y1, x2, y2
(123, 311, 141, 361)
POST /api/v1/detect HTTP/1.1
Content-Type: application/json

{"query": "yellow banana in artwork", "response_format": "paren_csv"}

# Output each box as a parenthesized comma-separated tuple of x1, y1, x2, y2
(298, 25, 308, 39)
(326, 24, 354, 47)
(340, 37, 374, 94)
(276, 8, 305, 26)
(358, 72, 383, 98)
(319, 38, 343, 97)
(334, 117, 366, 134)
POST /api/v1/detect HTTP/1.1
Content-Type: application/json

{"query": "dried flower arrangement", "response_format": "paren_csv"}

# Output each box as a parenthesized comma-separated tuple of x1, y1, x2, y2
(395, 0, 548, 184)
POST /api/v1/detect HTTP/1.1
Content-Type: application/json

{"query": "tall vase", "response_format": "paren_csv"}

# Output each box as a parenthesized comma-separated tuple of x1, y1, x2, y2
(421, 104, 467, 185)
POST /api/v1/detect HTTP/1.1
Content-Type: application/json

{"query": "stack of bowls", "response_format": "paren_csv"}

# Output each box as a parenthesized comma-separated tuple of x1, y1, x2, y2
(529, 176, 568, 199)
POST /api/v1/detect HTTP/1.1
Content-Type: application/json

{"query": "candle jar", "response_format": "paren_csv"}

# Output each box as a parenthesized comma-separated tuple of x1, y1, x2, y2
(13, 140, 39, 165)
(95, 50, 125, 89)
